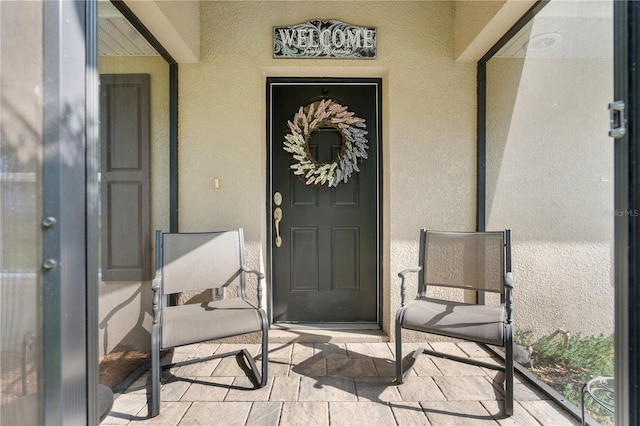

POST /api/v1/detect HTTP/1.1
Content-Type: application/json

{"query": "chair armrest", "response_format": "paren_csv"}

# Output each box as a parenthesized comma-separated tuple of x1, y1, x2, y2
(504, 272, 513, 323)
(151, 273, 162, 326)
(397, 267, 422, 307)
(504, 272, 513, 289)
(242, 265, 265, 280)
(151, 273, 161, 292)
(242, 265, 265, 309)
(398, 268, 422, 280)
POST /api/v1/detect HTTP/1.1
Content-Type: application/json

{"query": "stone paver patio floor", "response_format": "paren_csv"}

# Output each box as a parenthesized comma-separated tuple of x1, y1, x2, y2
(102, 342, 579, 425)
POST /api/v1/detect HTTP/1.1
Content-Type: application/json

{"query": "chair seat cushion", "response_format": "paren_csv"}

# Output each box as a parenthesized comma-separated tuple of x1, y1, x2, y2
(98, 384, 114, 422)
(401, 297, 505, 345)
(162, 298, 264, 349)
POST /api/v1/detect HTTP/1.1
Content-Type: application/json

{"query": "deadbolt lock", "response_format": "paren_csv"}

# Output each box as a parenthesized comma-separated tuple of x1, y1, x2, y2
(273, 192, 282, 206)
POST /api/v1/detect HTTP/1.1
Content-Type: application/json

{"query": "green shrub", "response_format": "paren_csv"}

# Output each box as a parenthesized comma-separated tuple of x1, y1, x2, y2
(534, 332, 614, 375)
(516, 330, 614, 424)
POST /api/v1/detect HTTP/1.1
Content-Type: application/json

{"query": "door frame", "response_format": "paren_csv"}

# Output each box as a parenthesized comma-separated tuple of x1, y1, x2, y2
(615, 1, 637, 422)
(266, 77, 383, 327)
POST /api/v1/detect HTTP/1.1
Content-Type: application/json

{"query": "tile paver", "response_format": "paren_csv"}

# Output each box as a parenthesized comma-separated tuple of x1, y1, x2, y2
(480, 400, 543, 425)
(518, 400, 579, 425)
(104, 392, 149, 424)
(346, 342, 394, 358)
(280, 401, 328, 426)
(174, 358, 220, 378)
(268, 343, 295, 359)
(430, 357, 487, 376)
(179, 376, 233, 401)
(225, 376, 274, 402)
(412, 356, 442, 377)
(457, 342, 495, 358)
(291, 343, 315, 361)
(326, 357, 377, 377)
(175, 344, 221, 377)
(179, 401, 252, 425)
(354, 376, 402, 402)
(372, 357, 398, 377)
(420, 400, 498, 425)
(433, 376, 503, 401)
(428, 342, 468, 358)
(132, 401, 191, 426)
(106, 341, 583, 426)
(246, 401, 283, 425)
(298, 376, 358, 402)
(313, 343, 348, 359)
(396, 376, 447, 402)
(290, 358, 327, 377)
(329, 401, 396, 425)
(159, 377, 192, 402)
(268, 357, 292, 377)
(212, 355, 254, 377)
(126, 372, 152, 395)
(389, 401, 430, 425)
(270, 376, 300, 401)
(171, 344, 199, 362)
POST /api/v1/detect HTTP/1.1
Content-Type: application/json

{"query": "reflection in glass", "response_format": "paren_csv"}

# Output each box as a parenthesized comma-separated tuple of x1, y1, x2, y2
(485, 1, 614, 422)
(0, 1, 44, 424)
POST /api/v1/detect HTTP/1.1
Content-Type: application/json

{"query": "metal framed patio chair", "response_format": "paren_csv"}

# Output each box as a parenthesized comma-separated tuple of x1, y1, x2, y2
(395, 229, 514, 416)
(150, 229, 268, 417)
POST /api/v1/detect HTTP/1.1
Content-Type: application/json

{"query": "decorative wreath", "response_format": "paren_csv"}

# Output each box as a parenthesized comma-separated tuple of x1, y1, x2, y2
(283, 99, 369, 187)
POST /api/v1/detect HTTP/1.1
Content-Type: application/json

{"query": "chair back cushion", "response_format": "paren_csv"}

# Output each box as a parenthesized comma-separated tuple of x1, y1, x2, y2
(422, 230, 504, 294)
(162, 230, 243, 295)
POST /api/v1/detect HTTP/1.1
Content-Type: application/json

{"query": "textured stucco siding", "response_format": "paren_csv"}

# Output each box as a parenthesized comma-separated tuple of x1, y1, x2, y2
(486, 56, 614, 338)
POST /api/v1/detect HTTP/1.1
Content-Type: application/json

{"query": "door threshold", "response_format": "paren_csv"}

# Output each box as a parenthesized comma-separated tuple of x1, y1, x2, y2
(269, 325, 389, 343)
(273, 323, 380, 330)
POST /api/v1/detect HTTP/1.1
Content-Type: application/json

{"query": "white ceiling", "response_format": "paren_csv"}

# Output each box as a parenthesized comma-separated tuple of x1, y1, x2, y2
(494, 0, 612, 59)
(98, 1, 159, 57)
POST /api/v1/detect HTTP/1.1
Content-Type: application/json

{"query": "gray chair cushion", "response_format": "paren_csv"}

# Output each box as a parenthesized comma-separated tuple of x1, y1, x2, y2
(401, 297, 505, 345)
(162, 298, 264, 349)
(98, 384, 114, 422)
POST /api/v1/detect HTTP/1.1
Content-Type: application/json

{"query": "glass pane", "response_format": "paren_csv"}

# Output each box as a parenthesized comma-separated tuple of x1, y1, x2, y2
(486, 0, 614, 423)
(0, 1, 43, 424)
(96, 0, 168, 390)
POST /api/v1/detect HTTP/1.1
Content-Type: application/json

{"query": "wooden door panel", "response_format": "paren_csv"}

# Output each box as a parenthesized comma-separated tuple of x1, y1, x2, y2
(332, 177, 359, 207)
(291, 227, 320, 291)
(291, 180, 318, 207)
(331, 227, 360, 291)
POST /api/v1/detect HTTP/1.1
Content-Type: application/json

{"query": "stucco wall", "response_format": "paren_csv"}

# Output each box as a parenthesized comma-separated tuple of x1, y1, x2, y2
(97, 56, 170, 356)
(178, 1, 477, 337)
(486, 56, 614, 338)
(454, 0, 537, 62)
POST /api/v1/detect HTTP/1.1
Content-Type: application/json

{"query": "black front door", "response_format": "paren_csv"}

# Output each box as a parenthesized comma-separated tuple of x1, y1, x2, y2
(268, 78, 381, 324)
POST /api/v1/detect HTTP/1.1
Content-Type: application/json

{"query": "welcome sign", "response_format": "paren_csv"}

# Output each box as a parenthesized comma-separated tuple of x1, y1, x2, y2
(274, 20, 376, 59)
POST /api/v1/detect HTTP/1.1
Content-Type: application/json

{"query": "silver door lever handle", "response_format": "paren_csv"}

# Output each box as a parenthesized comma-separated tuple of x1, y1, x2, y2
(274, 207, 282, 247)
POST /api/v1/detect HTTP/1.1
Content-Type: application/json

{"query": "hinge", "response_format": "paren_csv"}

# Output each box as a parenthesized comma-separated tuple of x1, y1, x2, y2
(609, 100, 626, 139)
